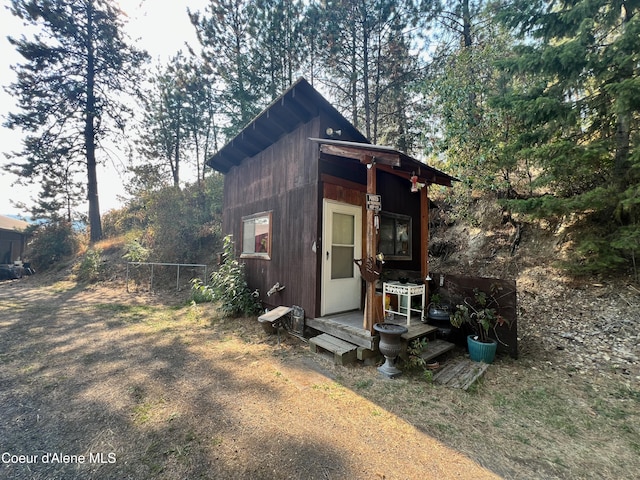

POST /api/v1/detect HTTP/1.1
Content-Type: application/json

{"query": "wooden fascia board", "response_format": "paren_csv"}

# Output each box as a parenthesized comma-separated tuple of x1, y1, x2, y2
(374, 163, 454, 187)
(319, 144, 400, 167)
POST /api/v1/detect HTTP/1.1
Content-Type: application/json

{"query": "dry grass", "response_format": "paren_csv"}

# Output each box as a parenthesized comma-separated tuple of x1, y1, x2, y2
(1, 275, 638, 479)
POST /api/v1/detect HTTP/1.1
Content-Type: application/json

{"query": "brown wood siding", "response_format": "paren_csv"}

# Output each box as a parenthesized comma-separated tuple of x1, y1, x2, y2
(0, 231, 27, 264)
(222, 118, 321, 317)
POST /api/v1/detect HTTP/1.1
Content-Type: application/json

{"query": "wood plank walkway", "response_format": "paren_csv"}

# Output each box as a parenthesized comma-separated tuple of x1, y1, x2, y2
(432, 358, 489, 390)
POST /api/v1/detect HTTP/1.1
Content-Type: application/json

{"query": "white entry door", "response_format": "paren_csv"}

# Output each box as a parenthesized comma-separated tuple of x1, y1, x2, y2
(321, 200, 362, 316)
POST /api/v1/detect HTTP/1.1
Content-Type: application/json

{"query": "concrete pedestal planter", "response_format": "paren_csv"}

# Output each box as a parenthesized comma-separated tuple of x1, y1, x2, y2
(374, 323, 408, 378)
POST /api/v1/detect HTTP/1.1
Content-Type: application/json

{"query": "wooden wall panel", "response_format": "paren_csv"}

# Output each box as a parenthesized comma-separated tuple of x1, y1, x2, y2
(221, 118, 321, 318)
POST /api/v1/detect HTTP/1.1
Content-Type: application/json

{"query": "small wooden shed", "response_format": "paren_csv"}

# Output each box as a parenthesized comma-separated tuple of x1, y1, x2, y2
(0, 215, 29, 265)
(206, 78, 456, 348)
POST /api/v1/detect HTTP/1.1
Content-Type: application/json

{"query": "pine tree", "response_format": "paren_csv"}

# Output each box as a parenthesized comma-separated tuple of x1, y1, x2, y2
(495, 0, 640, 274)
(3, 0, 148, 241)
(314, 0, 420, 143)
(253, 0, 306, 100)
(135, 53, 220, 190)
(189, 0, 264, 137)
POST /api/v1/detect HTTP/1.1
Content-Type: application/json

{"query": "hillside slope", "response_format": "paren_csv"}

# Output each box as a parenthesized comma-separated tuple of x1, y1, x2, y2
(429, 196, 639, 379)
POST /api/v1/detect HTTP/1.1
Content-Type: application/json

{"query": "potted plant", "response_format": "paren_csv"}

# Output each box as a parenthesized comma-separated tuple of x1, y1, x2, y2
(450, 287, 509, 363)
(426, 292, 451, 321)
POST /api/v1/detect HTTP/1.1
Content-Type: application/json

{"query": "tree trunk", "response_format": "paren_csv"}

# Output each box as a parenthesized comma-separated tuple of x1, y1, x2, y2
(362, 9, 371, 140)
(85, 0, 102, 243)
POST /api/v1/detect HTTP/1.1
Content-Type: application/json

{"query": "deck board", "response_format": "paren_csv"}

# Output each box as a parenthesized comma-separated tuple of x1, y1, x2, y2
(433, 358, 489, 390)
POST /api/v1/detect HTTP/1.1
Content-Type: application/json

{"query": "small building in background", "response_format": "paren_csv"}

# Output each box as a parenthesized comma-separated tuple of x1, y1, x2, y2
(0, 215, 29, 265)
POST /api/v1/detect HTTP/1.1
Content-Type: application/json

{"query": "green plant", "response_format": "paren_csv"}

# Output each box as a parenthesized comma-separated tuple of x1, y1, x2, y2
(76, 248, 104, 282)
(429, 293, 443, 305)
(24, 221, 79, 270)
(405, 338, 428, 371)
(190, 278, 214, 303)
(123, 239, 150, 263)
(450, 287, 509, 344)
(195, 235, 262, 317)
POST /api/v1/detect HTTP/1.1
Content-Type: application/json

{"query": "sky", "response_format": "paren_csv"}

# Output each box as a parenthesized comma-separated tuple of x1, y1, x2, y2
(0, 0, 210, 217)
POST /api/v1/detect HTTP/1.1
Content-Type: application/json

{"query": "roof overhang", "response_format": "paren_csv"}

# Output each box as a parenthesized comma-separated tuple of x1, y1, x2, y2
(0, 215, 29, 233)
(310, 138, 458, 187)
(206, 78, 368, 174)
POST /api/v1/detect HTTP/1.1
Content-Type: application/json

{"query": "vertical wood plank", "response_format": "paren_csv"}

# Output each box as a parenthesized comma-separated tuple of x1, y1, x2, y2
(364, 158, 376, 333)
(420, 184, 430, 302)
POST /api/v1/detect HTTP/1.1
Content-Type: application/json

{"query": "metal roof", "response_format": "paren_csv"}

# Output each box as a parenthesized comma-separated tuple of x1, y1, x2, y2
(205, 77, 457, 187)
(310, 138, 458, 187)
(206, 77, 368, 173)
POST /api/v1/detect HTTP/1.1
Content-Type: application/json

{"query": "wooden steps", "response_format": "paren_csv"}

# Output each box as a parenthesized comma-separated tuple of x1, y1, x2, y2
(401, 323, 438, 343)
(419, 338, 456, 362)
(309, 333, 358, 365)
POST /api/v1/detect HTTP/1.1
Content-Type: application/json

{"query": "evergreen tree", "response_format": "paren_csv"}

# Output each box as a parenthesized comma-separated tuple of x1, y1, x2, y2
(495, 0, 640, 274)
(421, 12, 527, 196)
(3, 0, 148, 241)
(314, 0, 420, 143)
(189, 0, 264, 137)
(253, 0, 306, 100)
(135, 53, 220, 191)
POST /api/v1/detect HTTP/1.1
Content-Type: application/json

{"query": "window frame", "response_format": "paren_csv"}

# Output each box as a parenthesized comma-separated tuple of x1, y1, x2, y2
(378, 211, 412, 260)
(240, 211, 273, 260)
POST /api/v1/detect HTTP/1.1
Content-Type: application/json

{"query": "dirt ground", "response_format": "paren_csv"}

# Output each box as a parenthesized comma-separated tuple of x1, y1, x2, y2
(0, 275, 500, 480)
(1, 269, 639, 480)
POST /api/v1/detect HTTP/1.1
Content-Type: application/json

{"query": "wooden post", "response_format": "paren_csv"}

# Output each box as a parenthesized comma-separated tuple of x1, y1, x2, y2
(364, 157, 377, 333)
(420, 184, 430, 300)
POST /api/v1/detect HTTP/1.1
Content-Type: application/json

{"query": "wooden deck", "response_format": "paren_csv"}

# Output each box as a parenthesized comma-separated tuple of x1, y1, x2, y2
(306, 311, 439, 351)
(306, 311, 376, 349)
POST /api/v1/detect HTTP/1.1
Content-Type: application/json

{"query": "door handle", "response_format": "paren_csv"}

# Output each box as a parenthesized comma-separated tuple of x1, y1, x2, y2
(326, 251, 330, 259)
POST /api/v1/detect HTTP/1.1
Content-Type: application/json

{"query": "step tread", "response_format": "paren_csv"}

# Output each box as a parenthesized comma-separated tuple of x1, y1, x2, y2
(419, 339, 456, 362)
(309, 333, 358, 354)
(309, 334, 358, 366)
(401, 323, 438, 341)
(433, 358, 489, 390)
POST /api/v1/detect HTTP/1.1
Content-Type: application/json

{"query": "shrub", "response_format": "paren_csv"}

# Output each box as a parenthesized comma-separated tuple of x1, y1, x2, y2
(24, 221, 79, 270)
(76, 248, 104, 282)
(192, 235, 262, 317)
(123, 239, 150, 263)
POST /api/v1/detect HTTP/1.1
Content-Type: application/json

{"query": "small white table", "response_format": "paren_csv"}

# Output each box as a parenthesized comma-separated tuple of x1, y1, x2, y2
(382, 281, 425, 326)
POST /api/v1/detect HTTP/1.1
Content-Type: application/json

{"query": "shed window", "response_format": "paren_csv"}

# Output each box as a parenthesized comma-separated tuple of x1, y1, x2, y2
(241, 212, 272, 259)
(378, 212, 412, 260)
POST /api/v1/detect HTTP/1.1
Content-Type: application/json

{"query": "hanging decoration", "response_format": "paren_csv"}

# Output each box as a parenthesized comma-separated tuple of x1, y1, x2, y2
(410, 172, 425, 193)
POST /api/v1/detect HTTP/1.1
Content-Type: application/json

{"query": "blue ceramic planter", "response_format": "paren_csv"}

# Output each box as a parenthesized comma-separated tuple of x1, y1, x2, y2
(467, 335, 497, 363)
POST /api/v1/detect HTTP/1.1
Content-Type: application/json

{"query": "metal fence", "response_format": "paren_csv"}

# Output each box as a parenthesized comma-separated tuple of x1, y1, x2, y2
(126, 262, 208, 292)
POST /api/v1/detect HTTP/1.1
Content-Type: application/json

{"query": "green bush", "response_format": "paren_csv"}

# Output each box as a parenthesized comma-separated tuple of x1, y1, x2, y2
(76, 248, 104, 282)
(192, 235, 262, 317)
(24, 222, 79, 270)
(122, 239, 150, 263)
(190, 278, 215, 303)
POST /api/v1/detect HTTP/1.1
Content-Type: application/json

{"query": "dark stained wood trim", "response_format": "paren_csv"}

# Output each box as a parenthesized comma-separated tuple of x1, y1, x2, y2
(320, 144, 401, 167)
(320, 174, 366, 193)
(364, 158, 377, 333)
(420, 184, 430, 299)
